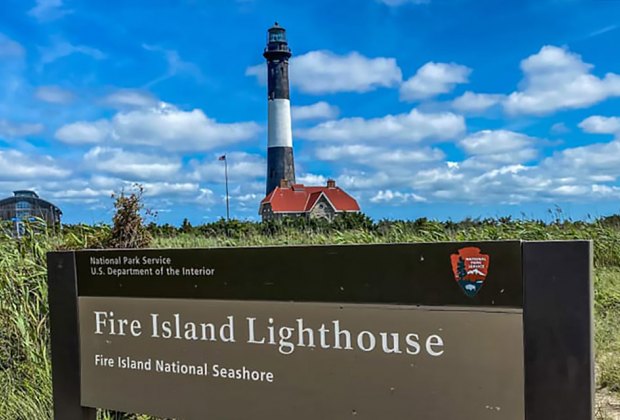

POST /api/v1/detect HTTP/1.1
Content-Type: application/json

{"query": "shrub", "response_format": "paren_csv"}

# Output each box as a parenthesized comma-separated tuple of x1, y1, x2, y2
(106, 185, 152, 249)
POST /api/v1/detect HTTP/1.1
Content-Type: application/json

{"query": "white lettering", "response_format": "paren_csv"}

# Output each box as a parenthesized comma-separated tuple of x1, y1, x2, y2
(405, 333, 421, 355)
(247, 317, 265, 344)
(94, 311, 107, 334)
(357, 331, 376, 352)
(425, 334, 445, 356)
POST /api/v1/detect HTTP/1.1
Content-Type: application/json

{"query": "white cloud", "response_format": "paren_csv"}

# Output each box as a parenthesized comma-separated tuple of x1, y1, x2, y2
(541, 139, 620, 179)
(42, 176, 209, 206)
(83, 147, 182, 180)
(40, 39, 105, 64)
(55, 120, 110, 144)
(196, 188, 216, 205)
(28, 0, 72, 21)
(297, 173, 328, 186)
(550, 122, 570, 135)
(337, 171, 393, 190)
(0, 150, 69, 180)
(59, 178, 203, 202)
(35, 85, 74, 104)
(296, 109, 465, 143)
(190, 152, 265, 183)
(579, 116, 620, 135)
(395, 131, 620, 204)
(591, 184, 620, 199)
(301, 118, 620, 207)
(316, 144, 444, 166)
(244, 66, 264, 83)
(452, 91, 504, 113)
(235, 193, 261, 203)
(48, 187, 112, 201)
(410, 164, 465, 190)
(103, 90, 158, 108)
(140, 182, 199, 198)
(504, 45, 620, 115)
(0, 119, 44, 138)
(459, 130, 539, 157)
(0, 34, 25, 58)
(55, 103, 260, 150)
(370, 190, 427, 204)
(0, 172, 220, 212)
(247, 50, 402, 94)
(310, 124, 610, 206)
(551, 185, 589, 197)
(292, 102, 339, 121)
(292, 51, 402, 94)
(234, 193, 262, 212)
(400, 62, 471, 101)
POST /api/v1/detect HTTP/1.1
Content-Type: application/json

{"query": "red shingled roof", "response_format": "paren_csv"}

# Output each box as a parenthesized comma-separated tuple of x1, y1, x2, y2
(260, 183, 360, 213)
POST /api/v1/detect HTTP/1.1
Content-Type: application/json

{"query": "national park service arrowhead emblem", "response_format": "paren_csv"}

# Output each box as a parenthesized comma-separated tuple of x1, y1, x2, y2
(450, 247, 490, 297)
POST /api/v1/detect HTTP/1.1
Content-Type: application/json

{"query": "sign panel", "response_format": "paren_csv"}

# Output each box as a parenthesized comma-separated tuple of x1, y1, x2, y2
(79, 298, 523, 419)
(73, 242, 524, 419)
(47, 241, 594, 420)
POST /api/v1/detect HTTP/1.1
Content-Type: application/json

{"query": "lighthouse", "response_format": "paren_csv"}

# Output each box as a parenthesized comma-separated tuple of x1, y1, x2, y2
(258, 23, 361, 221)
(264, 22, 295, 195)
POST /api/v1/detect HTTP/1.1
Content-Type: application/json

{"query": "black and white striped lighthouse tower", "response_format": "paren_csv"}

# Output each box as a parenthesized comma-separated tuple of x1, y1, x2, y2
(264, 22, 295, 195)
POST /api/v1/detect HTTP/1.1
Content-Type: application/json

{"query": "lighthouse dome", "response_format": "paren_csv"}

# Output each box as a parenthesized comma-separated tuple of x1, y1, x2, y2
(267, 22, 287, 43)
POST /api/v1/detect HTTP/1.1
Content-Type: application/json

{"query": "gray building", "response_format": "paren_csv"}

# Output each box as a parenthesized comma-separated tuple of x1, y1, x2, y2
(0, 190, 62, 234)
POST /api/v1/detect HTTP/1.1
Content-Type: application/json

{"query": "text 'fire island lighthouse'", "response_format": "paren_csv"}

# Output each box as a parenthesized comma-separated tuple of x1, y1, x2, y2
(259, 23, 360, 221)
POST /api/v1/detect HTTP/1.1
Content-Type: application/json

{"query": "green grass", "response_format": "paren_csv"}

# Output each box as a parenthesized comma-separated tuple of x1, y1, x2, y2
(1, 218, 619, 419)
(0, 226, 53, 419)
(595, 268, 620, 394)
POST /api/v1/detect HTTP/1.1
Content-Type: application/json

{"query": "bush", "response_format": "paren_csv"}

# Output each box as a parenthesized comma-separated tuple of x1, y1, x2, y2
(106, 185, 152, 249)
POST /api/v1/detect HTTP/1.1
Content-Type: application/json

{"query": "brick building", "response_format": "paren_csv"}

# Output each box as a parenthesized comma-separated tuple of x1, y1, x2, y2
(259, 180, 360, 221)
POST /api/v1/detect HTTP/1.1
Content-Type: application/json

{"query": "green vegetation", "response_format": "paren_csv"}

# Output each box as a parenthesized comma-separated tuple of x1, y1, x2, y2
(0, 222, 52, 419)
(1, 214, 619, 419)
(596, 268, 620, 393)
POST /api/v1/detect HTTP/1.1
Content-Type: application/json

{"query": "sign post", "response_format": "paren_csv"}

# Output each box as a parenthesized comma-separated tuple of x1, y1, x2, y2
(47, 241, 593, 419)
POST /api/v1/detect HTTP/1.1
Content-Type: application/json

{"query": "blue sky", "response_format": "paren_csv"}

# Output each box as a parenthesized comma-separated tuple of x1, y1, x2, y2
(1, 0, 620, 224)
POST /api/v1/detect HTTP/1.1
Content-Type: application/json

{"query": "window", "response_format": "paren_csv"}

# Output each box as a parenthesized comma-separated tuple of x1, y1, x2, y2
(15, 201, 32, 220)
(269, 31, 286, 43)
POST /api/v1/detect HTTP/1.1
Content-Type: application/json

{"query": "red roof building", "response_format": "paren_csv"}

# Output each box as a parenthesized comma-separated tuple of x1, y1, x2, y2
(259, 179, 360, 221)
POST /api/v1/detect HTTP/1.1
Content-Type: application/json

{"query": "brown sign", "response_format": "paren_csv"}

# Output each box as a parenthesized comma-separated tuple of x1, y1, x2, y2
(47, 241, 594, 420)
(79, 297, 523, 419)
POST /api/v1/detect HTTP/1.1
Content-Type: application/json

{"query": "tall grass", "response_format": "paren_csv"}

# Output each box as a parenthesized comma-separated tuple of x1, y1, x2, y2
(152, 218, 620, 267)
(596, 268, 620, 393)
(1, 217, 619, 419)
(0, 225, 53, 419)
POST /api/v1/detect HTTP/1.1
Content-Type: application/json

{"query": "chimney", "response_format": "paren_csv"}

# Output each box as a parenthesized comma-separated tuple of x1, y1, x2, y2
(327, 179, 336, 188)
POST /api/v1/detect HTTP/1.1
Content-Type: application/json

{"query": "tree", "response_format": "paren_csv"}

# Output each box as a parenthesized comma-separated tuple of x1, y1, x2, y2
(181, 218, 193, 233)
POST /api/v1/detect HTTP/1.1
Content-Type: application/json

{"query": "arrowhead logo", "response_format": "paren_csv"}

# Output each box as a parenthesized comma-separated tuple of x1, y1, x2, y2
(450, 247, 490, 297)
